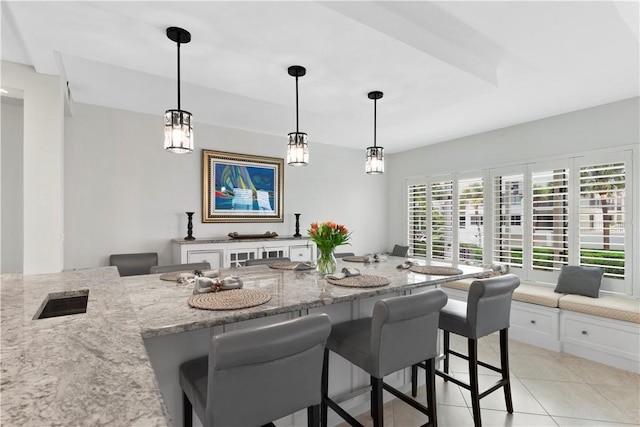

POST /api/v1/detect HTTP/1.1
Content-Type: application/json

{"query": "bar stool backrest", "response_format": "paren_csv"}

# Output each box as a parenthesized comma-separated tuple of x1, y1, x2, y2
(370, 289, 447, 378)
(467, 274, 520, 338)
(206, 313, 331, 426)
(109, 252, 158, 276)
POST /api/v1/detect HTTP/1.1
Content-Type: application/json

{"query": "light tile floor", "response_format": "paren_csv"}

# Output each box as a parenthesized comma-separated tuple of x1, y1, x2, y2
(336, 334, 640, 427)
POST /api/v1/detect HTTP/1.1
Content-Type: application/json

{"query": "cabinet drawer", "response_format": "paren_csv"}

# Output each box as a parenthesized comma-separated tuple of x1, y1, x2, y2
(187, 250, 222, 269)
(562, 314, 639, 355)
(290, 245, 312, 261)
(511, 305, 555, 335)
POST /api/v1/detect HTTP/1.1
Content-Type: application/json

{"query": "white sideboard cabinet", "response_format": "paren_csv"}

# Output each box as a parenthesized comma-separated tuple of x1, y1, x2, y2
(172, 237, 316, 268)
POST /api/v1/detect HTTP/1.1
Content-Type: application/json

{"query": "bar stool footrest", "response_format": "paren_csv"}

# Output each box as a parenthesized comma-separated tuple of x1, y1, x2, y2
(324, 396, 366, 427)
(381, 382, 432, 420)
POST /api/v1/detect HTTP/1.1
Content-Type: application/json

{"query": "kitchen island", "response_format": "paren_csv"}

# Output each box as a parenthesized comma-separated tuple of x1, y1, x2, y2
(0, 258, 486, 426)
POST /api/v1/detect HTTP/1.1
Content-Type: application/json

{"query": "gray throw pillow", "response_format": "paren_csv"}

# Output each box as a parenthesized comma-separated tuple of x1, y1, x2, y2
(554, 266, 604, 298)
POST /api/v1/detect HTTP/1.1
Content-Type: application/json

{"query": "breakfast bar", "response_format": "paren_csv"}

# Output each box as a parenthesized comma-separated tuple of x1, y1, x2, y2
(0, 258, 487, 426)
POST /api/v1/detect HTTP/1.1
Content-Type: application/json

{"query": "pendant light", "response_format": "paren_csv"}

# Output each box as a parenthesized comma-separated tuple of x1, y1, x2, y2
(164, 27, 193, 153)
(366, 91, 384, 174)
(287, 65, 309, 166)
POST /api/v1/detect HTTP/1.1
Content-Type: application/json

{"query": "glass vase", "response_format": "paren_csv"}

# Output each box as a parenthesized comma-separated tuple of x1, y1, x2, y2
(316, 248, 337, 275)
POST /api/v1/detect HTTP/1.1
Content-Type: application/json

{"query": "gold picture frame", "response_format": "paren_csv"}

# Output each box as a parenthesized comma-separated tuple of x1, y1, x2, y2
(202, 150, 284, 223)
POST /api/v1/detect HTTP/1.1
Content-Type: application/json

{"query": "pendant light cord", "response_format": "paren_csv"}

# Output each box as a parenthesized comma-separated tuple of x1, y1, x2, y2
(176, 41, 181, 110)
(373, 98, 377, 148)
(295, 76, 299, 134)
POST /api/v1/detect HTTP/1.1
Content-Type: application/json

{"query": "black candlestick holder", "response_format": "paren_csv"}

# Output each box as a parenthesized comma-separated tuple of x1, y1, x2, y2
(185, 212, 196, 241)
(293, 213, 302, 237)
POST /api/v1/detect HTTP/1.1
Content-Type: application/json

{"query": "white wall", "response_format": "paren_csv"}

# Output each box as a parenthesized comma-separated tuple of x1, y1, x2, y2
(1, 61, 65, 274)
(64, 103, 387, 269)
(1, 98, 24, 273)
(387, 97, 639, 288)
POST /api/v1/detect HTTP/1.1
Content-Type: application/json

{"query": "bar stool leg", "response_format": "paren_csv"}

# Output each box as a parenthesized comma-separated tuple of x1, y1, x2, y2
(321, 349, 329, 427)
(308, 404, 320, 427)
(411, 364, 418, 397)
(500, 329, 514, 413)
(468, 338, 481, 427)
(371, 376, 384, 427)
(443, 331, 450, 381)
(183, 392, 193, 427)
(425, 358, 438, 427)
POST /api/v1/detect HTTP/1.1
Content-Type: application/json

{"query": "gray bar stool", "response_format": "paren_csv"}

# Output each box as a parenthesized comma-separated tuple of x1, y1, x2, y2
(109, 252, 158, 276)
(179, 313, 331, 427)
(412, 274, 520, 427)
(321, 289, 448, 427)
(334, 253, 355, 259)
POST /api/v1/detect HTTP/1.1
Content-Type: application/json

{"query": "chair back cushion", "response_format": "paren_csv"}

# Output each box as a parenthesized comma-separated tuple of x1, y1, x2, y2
(370, 289, 447, 377)
(109, 252, 158, 276)
(390, 245, 409, 257)
(206, 313, 331, 426)
(468, 274, 520, 338)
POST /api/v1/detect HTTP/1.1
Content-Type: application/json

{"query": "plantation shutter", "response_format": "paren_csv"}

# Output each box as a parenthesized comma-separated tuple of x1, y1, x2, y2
(458, 177, 484, 263)
(493, 173, 524, 267)
(431, 179, 453, 261)
(531, 168, 569, 274)
(407, 183, 427, 258)
(579, 162, 626, 279)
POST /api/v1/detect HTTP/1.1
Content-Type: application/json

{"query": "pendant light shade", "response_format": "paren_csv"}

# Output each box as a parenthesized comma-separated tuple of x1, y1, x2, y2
(287, 65, 308, 166)
(164, 27, 194, 153)
(366, 91, 384, 174)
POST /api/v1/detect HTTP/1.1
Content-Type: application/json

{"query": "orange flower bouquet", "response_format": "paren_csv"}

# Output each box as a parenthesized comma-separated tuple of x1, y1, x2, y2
(308, 221, 351, 274)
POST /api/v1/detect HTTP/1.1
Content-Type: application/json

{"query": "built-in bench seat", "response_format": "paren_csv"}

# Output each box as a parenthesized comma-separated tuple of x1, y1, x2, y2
(441, 278, 640, 373)
(559, 294, 640, 323)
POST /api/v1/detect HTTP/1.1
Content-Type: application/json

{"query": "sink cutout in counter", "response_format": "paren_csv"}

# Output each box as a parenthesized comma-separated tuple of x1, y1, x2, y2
(34, 290, 89, 320)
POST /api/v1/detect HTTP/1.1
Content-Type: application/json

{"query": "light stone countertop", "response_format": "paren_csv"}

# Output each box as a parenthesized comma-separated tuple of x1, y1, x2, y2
(0, 267, 171, 427)
(0, 258, 486, 426)
(125, 258, 487, 339)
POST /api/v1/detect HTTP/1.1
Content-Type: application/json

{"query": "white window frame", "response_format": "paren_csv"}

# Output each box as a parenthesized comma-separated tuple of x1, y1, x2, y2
(405, 148, 635, 296)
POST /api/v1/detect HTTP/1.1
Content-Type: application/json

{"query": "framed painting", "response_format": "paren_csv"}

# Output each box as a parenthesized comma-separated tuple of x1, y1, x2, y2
(202, 150, 284, 223)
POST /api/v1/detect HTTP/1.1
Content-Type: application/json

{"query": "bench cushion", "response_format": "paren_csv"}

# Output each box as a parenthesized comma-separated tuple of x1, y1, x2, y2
(559, 294, 640, 324)
(441, 278, 474, 292)
(513, 283, 563, 308)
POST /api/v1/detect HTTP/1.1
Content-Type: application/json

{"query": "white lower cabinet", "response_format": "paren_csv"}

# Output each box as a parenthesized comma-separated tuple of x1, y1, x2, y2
(173, 237, 316, 268)
(561, 311, 640, 373)
(510, 301, 562, 352)
(289, 245, 312, 261)
(186, 249, 223, 268)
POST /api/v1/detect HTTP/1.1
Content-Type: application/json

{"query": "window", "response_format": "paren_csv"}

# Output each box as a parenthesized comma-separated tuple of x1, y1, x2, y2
(431, 179, 453, 261)
(530, 167, 569, 279)
(493, 172, 524, 268)
(407, 183, 427, 258)
(578, 159, 627, 286)
(458, 177, 483, 263)
(406, 149, 633, 295)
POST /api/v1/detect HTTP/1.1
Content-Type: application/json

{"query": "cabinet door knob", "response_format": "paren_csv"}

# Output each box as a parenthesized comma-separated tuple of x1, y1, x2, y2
(581, 330, 588, 335)
(530, 320, 536, 324)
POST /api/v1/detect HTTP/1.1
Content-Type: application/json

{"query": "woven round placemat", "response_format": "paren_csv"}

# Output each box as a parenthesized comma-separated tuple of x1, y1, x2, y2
(342, 256, 369, 263)
(326, 275, 390, 288)
(188, 289, 271, 310)
(408, 266, 463, 276)
(268, 262, 312, 270)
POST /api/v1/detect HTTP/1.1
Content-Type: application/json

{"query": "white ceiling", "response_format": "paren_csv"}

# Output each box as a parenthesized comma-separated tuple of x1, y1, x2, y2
(2, 1, 638, 154)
